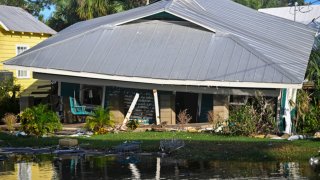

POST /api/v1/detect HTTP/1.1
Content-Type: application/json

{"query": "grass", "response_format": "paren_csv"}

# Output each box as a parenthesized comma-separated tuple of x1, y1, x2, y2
(0, 131, 319, 161)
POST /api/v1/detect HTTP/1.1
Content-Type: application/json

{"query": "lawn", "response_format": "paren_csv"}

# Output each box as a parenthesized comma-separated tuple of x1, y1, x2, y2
(0, 131, 319, 161)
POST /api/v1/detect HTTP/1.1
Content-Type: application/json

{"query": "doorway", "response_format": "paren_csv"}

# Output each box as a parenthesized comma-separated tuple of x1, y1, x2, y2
(175, 92, 198, 123)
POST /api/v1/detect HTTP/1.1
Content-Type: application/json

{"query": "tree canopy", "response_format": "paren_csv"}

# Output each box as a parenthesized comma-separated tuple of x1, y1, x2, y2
(0, 0, 53, 17)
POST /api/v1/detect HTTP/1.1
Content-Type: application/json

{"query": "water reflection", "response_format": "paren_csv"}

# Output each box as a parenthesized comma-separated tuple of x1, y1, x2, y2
(0, 154, 319, 179)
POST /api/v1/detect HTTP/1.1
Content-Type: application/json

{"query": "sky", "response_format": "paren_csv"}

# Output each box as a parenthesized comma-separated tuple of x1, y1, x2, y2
(39, 0, 320, 20)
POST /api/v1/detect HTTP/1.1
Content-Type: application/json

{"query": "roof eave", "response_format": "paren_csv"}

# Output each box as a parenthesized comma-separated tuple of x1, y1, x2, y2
(4, 64, 302, 89)
(0, 20, 9, 31)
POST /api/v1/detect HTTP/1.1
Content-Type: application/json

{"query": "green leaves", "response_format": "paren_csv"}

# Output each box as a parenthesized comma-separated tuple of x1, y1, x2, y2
(20, 104, 62, 136)
(85, 106, 114, 134)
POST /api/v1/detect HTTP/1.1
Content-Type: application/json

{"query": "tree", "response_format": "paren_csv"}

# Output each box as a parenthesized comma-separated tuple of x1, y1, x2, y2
(0, 0, 53, 17)
(234, 0, 305, 9)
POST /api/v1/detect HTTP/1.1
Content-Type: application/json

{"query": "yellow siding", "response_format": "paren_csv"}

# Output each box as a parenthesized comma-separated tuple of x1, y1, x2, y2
(0, 27, 51, 96)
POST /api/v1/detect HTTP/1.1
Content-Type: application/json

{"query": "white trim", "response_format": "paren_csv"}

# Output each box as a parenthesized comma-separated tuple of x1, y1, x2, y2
(153, 89, 160, 125)
(16, 44, 29, 56)
(16, 69, 30, 79)
(0, 21, 9, 31)
(4, 65, 303, 89)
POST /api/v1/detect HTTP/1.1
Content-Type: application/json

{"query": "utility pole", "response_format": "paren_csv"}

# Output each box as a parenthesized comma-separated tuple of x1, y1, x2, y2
(294, 1, 298, 22)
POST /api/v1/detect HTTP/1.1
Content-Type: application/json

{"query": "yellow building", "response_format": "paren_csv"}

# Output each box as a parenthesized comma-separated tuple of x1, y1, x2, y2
(0, 5, 56, 98)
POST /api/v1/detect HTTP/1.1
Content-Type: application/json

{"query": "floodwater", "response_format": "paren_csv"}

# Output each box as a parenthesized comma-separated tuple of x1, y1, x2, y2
(0, 154, 319, 179)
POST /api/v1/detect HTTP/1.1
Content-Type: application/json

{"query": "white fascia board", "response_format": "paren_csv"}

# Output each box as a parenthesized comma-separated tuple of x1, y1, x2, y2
(4, 65, 303, 89)
(0, 21, 9, 31)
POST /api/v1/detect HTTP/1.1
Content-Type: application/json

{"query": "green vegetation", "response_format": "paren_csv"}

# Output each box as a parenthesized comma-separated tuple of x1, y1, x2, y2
(85, 106, 114, 134)
(0, 78, 20, 120)
(0, 131, 319, 161)
(227, 93, 277, 136)
(20, 104, 62, 136)
(2, 113, 17, 132)
(126, 119, 139, 130)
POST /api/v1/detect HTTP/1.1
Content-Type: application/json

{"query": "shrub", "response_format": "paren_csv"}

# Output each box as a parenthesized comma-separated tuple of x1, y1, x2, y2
(0, 78, 20, 119)
(2, 113, 17, 132)
(20, 104, 62, 136)
(126, 120, 139, 130)
(228, 105, 257, 136)
(177, 109, 192, 129)
(85, 106, 114, 134)
(227, 92, 277, 136)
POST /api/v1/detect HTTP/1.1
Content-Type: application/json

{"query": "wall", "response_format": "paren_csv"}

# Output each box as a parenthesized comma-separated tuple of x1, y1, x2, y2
(0, 27, 51, 96)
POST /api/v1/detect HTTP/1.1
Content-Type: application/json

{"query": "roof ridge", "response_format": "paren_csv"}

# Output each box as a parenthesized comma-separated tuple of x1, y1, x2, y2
(220, 33, 300, 83)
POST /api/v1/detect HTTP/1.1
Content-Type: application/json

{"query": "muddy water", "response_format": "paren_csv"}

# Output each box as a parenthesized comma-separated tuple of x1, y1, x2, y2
(0, 154, 319, 179)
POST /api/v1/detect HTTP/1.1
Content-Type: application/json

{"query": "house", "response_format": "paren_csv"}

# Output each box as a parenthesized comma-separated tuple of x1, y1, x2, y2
(4, 0, 316, 133)
(0, 5, 56, 103)
(259, 5, 320, 27)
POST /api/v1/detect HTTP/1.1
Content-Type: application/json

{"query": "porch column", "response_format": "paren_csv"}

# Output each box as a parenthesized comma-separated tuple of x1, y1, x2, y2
(283, 88, 297, 134)
(101, 86, 106, 108)
(153, 89, 160, 125)
(212, 95, 229, 122)
(58, 82, 61, 96)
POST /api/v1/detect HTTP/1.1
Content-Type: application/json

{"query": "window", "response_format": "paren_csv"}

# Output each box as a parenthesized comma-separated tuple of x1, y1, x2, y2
(16, 45, 30, 79)
(229, 95, 248, 105)
(16, 45, 29, 55)
(17, 70, 30, 78)
(82, 85, 103, 106)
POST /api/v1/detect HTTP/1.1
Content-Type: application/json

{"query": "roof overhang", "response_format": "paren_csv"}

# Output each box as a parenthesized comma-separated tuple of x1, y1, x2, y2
(5, 65, 302, 89)
(0, 20, 9, 31)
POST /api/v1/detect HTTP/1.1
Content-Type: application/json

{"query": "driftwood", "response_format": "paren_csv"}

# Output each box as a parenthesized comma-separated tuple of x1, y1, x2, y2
(160, 139, 185, 154)
(114, 141, 142, 153)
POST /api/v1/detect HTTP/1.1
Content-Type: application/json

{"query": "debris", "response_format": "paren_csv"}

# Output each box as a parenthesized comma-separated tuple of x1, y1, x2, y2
(281, 133, 290, 139)
(114, 141, 142, 153)
(59, 138, 78, 147)
(288, 135, 308, 141)
(0, 147, 52, 154)
(266, 134, 280, 139)
(53, 149, 85, 155)
(15, 131, 26, 137)
(160, 139, 185, 154)
(310, 156, 319, 167)
(186, 127, 197, 133)
(314, 132, 320, 139)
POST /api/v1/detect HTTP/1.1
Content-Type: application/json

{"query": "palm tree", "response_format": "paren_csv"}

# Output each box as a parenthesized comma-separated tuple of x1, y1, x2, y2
(76, 0, 122, 20)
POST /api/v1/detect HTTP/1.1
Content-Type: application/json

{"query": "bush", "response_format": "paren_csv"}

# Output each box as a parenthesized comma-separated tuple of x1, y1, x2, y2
(228, 105, 257, 136)
(20, 104, 62, 136)
(177, 109, 192, 129)
(85, 106, 114, 134)
(2, 113, 17, 132)
(126, 120, 139, 130)
(227, 92, 277, 136)
(0, 78, 20, 119)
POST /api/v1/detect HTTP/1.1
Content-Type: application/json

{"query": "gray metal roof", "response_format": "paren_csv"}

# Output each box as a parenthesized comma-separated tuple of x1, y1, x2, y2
(4, 0, 316, 87)
(259, 5, 320, 25)
(0, 5, 56, 34)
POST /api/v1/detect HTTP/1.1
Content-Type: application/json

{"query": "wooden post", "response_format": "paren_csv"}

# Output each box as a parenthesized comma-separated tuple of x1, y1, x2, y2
(197, 93, 202, 118)
(155, 157, 160, 180)
(121, 93, 139, 129)
(153, 89, 160, 125)
(101, 86, 106, 108)
(58, 82, 61, 96)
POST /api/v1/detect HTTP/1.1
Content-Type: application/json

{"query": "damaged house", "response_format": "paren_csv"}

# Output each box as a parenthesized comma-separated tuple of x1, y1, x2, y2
(4, 0, 316, 133)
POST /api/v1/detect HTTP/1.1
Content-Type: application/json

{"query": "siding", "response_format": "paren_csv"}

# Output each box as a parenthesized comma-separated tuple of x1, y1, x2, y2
(0, 27, 50, 93)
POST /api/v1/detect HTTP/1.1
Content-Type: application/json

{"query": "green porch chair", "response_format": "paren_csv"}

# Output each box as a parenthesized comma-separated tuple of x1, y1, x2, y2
(69, 97, 90, 117)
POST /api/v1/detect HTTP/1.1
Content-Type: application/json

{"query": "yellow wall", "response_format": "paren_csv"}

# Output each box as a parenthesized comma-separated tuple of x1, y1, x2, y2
(0, 27, 51, 96)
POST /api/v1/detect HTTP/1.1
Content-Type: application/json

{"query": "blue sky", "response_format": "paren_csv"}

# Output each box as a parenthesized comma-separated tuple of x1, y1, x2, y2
(40, 0, 320, 20)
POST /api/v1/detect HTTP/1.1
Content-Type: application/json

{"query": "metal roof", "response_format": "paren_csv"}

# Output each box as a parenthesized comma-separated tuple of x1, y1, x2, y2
(259, 5, 320, 25)
(0, 5, 56, 34)
(4, 0, 317, 88)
